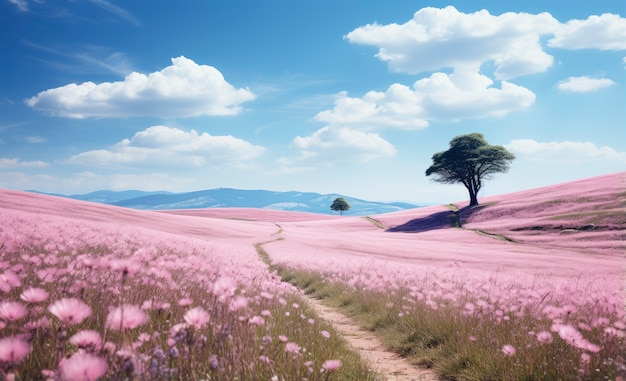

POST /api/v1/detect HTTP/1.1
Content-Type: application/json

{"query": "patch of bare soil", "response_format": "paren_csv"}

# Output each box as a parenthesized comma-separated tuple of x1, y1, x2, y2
(304, 296, 439, 381)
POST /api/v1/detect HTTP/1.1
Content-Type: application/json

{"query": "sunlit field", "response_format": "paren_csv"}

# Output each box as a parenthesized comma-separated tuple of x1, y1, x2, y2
(1, 172, 624, 380)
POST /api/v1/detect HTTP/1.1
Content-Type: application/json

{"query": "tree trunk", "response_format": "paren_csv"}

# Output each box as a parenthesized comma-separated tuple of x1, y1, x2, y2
(469, 188, 479, 206)
(464, 177, 480, 206)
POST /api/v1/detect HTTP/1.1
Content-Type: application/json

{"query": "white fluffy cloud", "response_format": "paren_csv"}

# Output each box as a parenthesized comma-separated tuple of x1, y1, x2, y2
(66, 125, 265, 168)
(0, 158, 49, 168)
(346, 6, 558, 79)
(315, 70, 535, 129)
(557, 76, 616, 93)
(549, 13, 626, 50)
(291, 126, 396, 164)
(506, 139, 626, 163)
(26, 56, 256, 118)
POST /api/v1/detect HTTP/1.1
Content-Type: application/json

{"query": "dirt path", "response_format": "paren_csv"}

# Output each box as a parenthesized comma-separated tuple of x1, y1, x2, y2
(304, 295, 439, 381)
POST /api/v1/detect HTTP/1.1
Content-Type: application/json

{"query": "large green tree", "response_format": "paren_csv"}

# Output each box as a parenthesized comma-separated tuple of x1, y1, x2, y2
(330, 197, 351, 216)
(425, 133, 515, 206)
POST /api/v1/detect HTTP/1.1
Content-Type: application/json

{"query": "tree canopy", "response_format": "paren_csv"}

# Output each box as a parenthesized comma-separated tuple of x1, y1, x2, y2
(425, 133, 515, 206)
(330, 197, 351, 216)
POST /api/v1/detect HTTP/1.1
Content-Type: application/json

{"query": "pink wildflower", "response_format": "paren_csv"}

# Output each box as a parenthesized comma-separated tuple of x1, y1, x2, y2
(24, 316, 51, 330)
(285, 342, 300, 354)
(0, 271, 21, 291)
(278, 335, 288, 342)
(536, 331, 553, 344)
(106, 304, 148, 330)
(229, 295, 248, 311)
(48, 298, 91, 326)
(69, 330, 102, 350)
(212, 277, 237, 300)
(109, 258, 141, 278)
(320, 330, 331, 339)
(0, 301, 28, 321)
(60, 352, 108, 381)
(184, 307, 210, 329)
(20, 287, 49, 303)
(581, 352, 591, 364)
(502, 344, 516, 356)
(177, 297, 193, 307)
(249, 316, 265, 326)
(322, 359, 342, 372)
(0, 336, 31, 364)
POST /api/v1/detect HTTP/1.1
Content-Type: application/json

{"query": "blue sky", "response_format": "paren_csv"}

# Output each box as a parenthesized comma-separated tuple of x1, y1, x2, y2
(1, 0, 624, 204)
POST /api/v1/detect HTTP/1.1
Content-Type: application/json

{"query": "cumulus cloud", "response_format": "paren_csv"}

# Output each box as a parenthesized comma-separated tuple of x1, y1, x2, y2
(557, 76, 616, 93)
(315, 70, 535, 129)
(506, 139, 626, 163)
(26, 56, 256, 118)
(345, 6, 558, 79)
(66, 125, 265, 169)
(0, 158, 49, 169)
(291, 126, 396, 164)
(549, 13, 626, 50)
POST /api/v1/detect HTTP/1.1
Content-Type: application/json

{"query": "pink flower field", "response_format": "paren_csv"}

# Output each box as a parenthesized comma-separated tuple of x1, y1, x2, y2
(0, 171, 624, 380)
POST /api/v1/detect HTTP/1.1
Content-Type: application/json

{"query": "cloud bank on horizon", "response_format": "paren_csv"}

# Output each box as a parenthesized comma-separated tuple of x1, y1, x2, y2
(1, 2, 624, 203)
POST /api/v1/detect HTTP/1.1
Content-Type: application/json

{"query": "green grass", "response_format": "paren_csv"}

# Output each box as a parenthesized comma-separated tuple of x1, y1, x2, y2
(273, 266, 626, 381)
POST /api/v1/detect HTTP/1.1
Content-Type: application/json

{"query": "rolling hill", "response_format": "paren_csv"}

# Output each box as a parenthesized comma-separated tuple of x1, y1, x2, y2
(34, 188, 419, 215)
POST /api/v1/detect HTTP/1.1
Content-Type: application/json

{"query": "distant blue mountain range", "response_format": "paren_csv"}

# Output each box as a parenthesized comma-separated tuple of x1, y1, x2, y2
(39, 189, 420, 215)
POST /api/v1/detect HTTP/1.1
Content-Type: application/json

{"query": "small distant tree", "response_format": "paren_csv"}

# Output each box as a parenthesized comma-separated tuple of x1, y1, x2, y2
(425, 133, 515, 206)
(330, 197, 351, 216)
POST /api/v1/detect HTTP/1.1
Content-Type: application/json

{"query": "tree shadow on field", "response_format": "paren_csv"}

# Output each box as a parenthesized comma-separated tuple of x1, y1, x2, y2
(386, 205, 490, 233)
(386, 210, 455, 233)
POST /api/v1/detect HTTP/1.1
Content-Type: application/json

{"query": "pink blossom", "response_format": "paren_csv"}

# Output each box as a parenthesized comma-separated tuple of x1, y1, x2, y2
(69, 330, 102, 350)
(48, 298, 92, 326)
(278, 335, 288, 342)
(177, 297, 193, 307)
(502, 344, 516, 356)
(0, 336, 31, 364)
(229, 295, 248, 311)
(106, 304, 148, 330)
(212, 277, 237, 299)
(109, 258, 141, 278)
(603, 326, 625, 338)
(536, 331, 553, 344)
(320, 330, 331, 339)
(322, 359, 342, 372)
(0, 271, 21, 291)
(249, 315, 265, 326)
(184, 307, 210, 329)
(581, 352, 591, 364)
(23, 316, 51, 330)
(0, 301, 28, 321)
(20, 287, 49, 303)
(60, 352, 108, 381)
(285, 342, 300, 354)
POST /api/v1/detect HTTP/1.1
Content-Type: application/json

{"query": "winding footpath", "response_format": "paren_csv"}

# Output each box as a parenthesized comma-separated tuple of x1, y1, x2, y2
(304, 295, 439, 381)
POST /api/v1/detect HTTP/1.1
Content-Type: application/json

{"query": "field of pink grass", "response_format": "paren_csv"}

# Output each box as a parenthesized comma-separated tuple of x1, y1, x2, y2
(0, 171, 624, 379)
